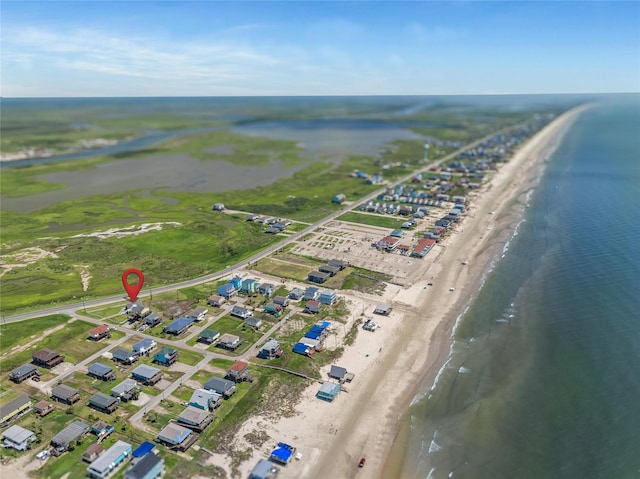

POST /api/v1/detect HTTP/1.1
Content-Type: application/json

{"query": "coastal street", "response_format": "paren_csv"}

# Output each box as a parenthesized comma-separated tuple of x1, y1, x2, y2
(1, 119, 535, 325)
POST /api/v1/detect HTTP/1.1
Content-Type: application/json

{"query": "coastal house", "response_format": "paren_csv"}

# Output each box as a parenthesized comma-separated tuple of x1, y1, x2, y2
(89, 392, 119, 414)
(111, 379, 140, 402)
(328, 259, 347, 270)
(216, 333, 241, 351)
(241, 278, 259, 294)
(145, 313, 162, 328)
(51, 384, 81, 405)
(189, 388, 222, 411)
(91, 421, 115, 439)
(288, 288, 304, 300)
(304, 300, 322, 314)
(217, 283, 237, 299)
(332, 193, 346, 204)
(272, 295, 289, 307)
(258, 339, 283, 360)
(212, 203, 225, 211)
(133, 338, 156, 356)
(125, 451, 164, 479)
(86, 440, 132, 479)
(249, 459, 280, 479)
(156, 423, 197, 451)
(111, 348, 138, 365)
(87, 324, 111, 341)
(374, 304, 392, 316)
(328, 365, 354, 383)
(0, 394, 32, 426)
(318, 289, 337, 305)
(316, 382, 341, 402)
(33, 400, 54, 417)
(303, 286, 320, 301)
(50, 421, 90, 455)
(203, 376, 237, 398)
(154, 346, 178, 367)
(258, 283, 276, 296)
(292, 343, 314, 357)
(229, 276, 243, 289)
(131, 364, 163, 386)
(185, 306, 208, 322)
(377, 236, 400, 251)
(198, 329, 221, 344)
(82, 444, 106, 464)
(269, 442, 296, 466)
(164, 317, 194, 336)
(177, 406, 214, 432)
(264, 302, 283, 317)
(9, 364, 40, 383)
(318, 264, 340, 277)
(88, 362, 116, 381)
(308, 271, 330, 284)
(208, 294, 226, 307)
(245, 316, 263, 330)
(411, 238, 436, 258)
(230, 305, 252, 319)
(32, 348, 65, 368)
(2, 425, 36, 451)
(225, 361, 252, 383)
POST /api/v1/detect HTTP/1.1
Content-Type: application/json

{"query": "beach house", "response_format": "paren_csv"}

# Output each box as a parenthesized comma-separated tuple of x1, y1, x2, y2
(217, 283, 237, 299)
(177, 406, 214, 432)
(204, 376, 237, 398)
(216, 333, 242, 351)
(112, 348, 138, 365)
(133, 338, 156, 356)
(111, 379, 140, 402)
(164, 317, 194, 336)
(88, 362, 116, 381)
(125, 451, 164, 479)
(0, 394, 32, 426)
(50, 421, 90, 455)
(153, 346, 178, 367)
(316, 382, 341, 402)
(156, 423, 197, 451)
(2, 425, 36, 451)
(258, 339, 283, 360)
(189, 388, 222, 411)
(89, 393, 119, 414)
(51, 384, 81, 405)
(87, 324, 111, 341)
(198, 329, 221, 344)
(9, 364, 40, 383)
(32, 348, 65, 368)
(86, 440, 132, 479)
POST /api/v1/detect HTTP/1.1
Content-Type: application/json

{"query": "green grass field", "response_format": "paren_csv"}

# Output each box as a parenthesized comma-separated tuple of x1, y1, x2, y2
(338, 211, 406, 229)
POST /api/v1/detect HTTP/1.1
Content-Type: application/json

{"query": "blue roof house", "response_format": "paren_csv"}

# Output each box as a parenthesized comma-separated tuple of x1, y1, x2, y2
(303, 287, 319, 301)
(230, 276, 243, 289)
(164, 317, 194, 336)
(133, 338, 156, 356)
(217, 283, 237, 299)
(269, 442, 296, 465)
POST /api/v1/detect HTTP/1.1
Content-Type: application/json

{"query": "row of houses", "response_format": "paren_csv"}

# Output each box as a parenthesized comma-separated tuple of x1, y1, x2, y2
(307, 258, 347, 285)
(292, 321, 332, 357)
(216, 276, 277, 299)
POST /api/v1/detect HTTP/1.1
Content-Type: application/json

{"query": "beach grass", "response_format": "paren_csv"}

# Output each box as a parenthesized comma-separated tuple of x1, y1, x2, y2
(338, 211, 406, 229)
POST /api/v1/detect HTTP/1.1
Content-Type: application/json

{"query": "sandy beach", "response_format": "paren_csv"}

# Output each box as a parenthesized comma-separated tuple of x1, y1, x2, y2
(228, 105, 590, 479)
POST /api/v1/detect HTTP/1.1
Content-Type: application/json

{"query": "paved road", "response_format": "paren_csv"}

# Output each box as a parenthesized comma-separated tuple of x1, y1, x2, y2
(1, 119, 532, 325)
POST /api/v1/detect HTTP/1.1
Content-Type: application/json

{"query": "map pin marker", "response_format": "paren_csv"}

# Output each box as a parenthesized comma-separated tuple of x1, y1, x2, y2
(122, 268, 145, 302)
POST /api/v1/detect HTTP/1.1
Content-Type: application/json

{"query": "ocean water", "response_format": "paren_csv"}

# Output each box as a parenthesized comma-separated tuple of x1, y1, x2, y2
(392, 99, 640, 479)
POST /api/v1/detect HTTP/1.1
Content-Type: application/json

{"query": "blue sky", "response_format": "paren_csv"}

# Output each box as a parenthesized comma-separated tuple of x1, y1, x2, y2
(2, 1, 639, 97)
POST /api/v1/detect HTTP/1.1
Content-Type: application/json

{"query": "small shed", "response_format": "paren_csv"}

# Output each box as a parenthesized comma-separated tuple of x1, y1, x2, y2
(269, 442, 296, 465)
(374, 304, 392, 316)
(332, 193, 346, 204)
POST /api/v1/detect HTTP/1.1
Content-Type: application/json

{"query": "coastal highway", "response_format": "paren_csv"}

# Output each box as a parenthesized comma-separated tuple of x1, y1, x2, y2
(1, 117, 540, 325)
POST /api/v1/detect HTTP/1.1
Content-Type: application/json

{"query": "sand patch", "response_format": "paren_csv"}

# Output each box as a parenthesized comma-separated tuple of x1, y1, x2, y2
(0, 246, 58, 276)
(70, 222, 181, 239)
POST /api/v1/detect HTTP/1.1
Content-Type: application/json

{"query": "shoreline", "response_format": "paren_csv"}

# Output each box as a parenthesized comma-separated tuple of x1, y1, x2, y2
(227, 104, 590, 479)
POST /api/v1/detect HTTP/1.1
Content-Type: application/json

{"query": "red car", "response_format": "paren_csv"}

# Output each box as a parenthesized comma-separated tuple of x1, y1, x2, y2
(359, 458, 366, 468)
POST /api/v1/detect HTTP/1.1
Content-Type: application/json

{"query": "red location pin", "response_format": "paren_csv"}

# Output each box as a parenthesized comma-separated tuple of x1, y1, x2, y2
(122, 268, 144, 302)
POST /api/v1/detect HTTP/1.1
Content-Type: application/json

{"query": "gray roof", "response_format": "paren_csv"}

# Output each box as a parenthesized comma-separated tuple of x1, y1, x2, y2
(2, 425, 35, 443)
(51, 421, 89, 447)
(204, 376, 235, 393)
(157, 423, 192, 444)
(261, 339, 280, 351)
(112, 348, 135, 361)
(89, 392, 118, 409)
(111, 379, 139, 396)
(178, 406, 211, 424)
(250, 459, 279, 478)
(329, 365, 347, 379)
(125, 452, 162, 479)
(88, 440, 131, 475)
(131, 364, 161, 379)
(88, 362, 113, 375)
(52, 384, 79, 400)
(10, 364, 39, 378)
(189, 389, 221, 409)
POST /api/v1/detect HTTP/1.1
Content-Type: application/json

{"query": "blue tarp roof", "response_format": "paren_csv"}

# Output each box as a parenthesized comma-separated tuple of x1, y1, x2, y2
(309, 325, 325, 333)
(132, 441, 155, 457)
(304, 330, 322, 340)
(270, 444, 294, 464)
(317, 321, 331, 328)
(292, 343, 309, 355)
